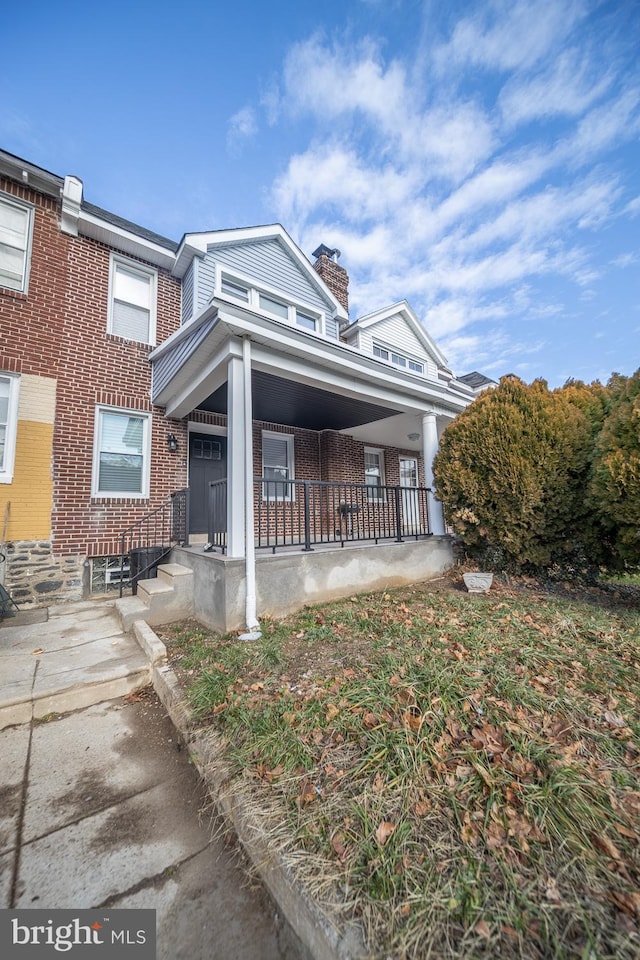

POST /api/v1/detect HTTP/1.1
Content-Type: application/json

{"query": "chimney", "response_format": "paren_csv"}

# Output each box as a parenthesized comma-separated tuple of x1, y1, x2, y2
(312, 244, 349, 316)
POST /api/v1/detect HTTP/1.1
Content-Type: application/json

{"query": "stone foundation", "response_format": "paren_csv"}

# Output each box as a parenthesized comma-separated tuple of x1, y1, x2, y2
(1, 541, 86, 607)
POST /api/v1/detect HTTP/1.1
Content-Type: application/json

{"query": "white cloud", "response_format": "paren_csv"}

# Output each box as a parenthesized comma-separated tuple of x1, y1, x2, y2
(499, 47, 612, 127)
(610, 252, 639, 268)
(227, 107, 257, 151)
(433, 0, 587, 75)
(262, 3, 636, 380)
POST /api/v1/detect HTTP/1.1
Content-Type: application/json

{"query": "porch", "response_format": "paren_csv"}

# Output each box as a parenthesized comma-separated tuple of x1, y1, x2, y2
(206, 477, 437, 553)
(170, 533, 454, 634)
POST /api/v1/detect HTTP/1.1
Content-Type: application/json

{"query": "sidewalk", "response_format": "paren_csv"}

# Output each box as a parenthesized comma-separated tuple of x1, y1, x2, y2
(0, 600, 308, 960)
(0, 599, 149, 729)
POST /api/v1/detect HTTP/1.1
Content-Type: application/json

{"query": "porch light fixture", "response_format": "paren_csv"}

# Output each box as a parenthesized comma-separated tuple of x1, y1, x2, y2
(407, 432, 420, 442)
(167, 433, 178, 453)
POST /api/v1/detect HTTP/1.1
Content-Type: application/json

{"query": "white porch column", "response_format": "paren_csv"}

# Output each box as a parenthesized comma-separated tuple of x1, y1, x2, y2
(422, 412, 446, 536)
(243, 337, 259, 631)
(226, 353, 246, 558)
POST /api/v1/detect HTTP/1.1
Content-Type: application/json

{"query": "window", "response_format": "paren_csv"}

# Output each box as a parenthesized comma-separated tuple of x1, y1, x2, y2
(0, 194, 33, 293)
(92, 407, 151, 497)
(108, 255, 157, 344)
(296, 310, 317, 331)
(364, 448, 385, 501)
(221, 275, 249, 301)
(262, 431, 294, 500)
(0, 374, 20, 483)
(259, 292, 289, 320)
(373, 341, 424, 375)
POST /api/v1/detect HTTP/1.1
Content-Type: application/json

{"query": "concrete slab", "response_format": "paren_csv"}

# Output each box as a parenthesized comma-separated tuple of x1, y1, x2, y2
(0, 723, 29, 855)
(0, 852, 13, 907)
(113, 847, 302, 960)
(15, 777, 209, 909)
(23, 701, 191, 841)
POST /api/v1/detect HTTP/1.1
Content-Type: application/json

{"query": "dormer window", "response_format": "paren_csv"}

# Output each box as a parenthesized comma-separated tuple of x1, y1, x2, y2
(296, 311, 316, 332)
(217, 268, 326, 337)
(373, 341, 424, 375)
(259, 292, 288, 320)
(221, 275, 249, 302)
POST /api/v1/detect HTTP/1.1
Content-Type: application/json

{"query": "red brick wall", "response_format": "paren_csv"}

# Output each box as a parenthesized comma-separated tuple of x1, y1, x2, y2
(52, 234, 186, 557)
(0, 178, 68, 379)
(0, 175, 187, 559)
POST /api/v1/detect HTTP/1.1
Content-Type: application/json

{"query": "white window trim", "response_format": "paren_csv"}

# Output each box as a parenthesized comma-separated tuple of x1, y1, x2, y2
(0, 193, 34, 294)
(262, 430, 295, 501)
(0, 373, 20, 483)
(91, 405, 152, 499)
(107, 253, 158, 345)
(216, 266, 326, 337)
(373, 340, 425, 375)
(364, 447, 386, 502)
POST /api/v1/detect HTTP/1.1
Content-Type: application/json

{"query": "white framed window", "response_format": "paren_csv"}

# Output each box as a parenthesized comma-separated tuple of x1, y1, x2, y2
(296, 310, 317, 331)
(0, 373, 20, 483)
(262, 431, 295, 500)
(92, 406, 151, 498)
(108, 255, 157, 345)
(220, 274, 250, 302)
(364, 447, 385, 502)
(373, 341, 424, 375)
(0, 194, 34, 293)
(259, 292, 289, 320)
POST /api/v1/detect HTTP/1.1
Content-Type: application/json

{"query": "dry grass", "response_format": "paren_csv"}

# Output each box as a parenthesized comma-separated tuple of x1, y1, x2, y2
(159, 575, 640, 959)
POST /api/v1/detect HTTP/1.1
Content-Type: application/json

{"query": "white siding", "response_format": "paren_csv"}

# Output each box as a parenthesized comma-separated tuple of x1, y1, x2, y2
(361, 314, 438, 379)
(209, 238, 332, 313)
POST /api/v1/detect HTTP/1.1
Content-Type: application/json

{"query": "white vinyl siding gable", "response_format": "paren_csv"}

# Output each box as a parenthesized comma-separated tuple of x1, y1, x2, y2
(92, 407, 151, 498)
(108, 255, 157, 345)
(0, 194, 33, 293)
(0, 373, 20, 482)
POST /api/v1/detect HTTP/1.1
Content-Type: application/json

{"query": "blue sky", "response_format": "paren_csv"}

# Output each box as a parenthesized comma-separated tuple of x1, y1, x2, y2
(2, 0, 638, 386)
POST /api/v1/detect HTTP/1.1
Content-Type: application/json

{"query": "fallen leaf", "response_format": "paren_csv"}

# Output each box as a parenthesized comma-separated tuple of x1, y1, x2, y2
(608, 890, 640, 917)
(375, 820, 396, 846)
(475, 919, 490, 939)
(373, 772, 385, 793)
(414, 799, 431, 817)
(331, 830, 348, 862)
(604, 710, 626, 728)
(543, 877, 562, 902)
(400, 903, 411, 917)
(591, 833, 622, 860)
(298, 779, 317, 805)
(32, 647, 44, 655)
(325, 703, 339, 722)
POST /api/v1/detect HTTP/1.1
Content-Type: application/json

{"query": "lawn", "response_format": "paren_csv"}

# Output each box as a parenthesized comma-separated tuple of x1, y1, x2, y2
(159, 576, 640, 959)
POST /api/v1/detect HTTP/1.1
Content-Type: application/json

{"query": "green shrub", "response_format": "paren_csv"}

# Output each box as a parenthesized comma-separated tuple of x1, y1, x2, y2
(589, 370, 640, 568)
(433, 376, 597, 570)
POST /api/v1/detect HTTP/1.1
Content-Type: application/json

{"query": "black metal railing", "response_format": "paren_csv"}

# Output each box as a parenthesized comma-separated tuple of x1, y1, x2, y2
(206, 479, 228, 552)
(118, 488, 189, 596)
(206, 478, 432, 554)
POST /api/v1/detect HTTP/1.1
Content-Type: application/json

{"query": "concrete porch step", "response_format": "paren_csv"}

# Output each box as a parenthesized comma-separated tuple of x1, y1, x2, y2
(116, 562, 194, 631)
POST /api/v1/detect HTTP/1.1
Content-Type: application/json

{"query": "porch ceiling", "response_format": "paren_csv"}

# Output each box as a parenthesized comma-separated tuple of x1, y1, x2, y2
(197, 370, 399, 430)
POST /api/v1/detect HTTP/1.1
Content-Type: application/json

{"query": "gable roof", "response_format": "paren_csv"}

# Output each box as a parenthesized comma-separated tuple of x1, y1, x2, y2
(344, 301, 451, 371)
(172, 223, 347, 320)
(458, 371, 497, 391)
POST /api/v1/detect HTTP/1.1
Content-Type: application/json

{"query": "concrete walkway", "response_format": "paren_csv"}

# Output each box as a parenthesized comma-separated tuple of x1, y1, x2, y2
(0, 600, 149, 729)
(0, 600, 308, 960)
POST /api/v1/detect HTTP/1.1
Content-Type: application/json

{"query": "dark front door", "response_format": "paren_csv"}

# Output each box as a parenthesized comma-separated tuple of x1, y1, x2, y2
(189, 433, 227, 533)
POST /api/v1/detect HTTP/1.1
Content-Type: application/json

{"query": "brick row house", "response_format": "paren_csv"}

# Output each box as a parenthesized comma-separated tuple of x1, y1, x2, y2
(0, 148, 489, 626)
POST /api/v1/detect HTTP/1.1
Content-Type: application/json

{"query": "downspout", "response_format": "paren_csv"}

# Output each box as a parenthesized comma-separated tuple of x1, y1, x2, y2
(242, 336, 260, 634)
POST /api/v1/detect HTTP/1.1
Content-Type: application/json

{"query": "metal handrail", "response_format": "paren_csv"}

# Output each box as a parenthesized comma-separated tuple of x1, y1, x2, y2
(205, 478, 433, 554)
(118, 488, 189, 596)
